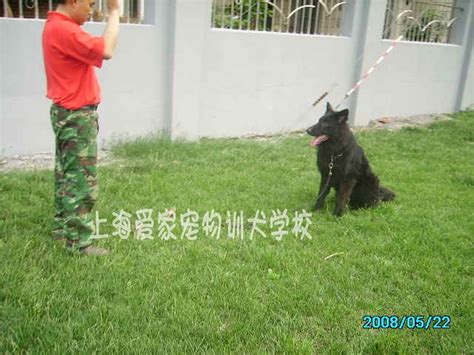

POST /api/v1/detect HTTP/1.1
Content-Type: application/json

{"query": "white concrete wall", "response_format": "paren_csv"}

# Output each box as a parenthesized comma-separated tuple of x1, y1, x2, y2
(352, 0, 473, 125)
(459, 0, 474, 110)
(1, 0, 473, 156)
(198, 30, 354, 137)
(170, 0, 474, 137)
(461, 42, 474, 110)
(170, 0, 356, 139)
(354, 41, 466, 125)
(0, 18, 169, 156)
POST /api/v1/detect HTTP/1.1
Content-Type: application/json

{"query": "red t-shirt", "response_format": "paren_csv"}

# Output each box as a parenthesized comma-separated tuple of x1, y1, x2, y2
(42, 11, 105, 110)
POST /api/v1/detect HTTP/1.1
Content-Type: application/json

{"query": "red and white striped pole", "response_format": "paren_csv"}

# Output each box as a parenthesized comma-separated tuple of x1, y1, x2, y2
(335, 35, 404, 109)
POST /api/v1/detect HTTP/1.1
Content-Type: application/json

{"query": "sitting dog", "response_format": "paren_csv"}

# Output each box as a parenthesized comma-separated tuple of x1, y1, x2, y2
(306, 102, 395, 216)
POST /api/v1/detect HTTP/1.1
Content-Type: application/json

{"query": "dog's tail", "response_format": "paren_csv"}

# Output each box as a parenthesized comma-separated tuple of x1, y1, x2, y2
(379, 186, 395, 202)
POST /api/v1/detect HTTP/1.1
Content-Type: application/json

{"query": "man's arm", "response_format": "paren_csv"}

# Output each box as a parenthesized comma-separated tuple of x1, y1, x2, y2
(103, 0, 120, 60)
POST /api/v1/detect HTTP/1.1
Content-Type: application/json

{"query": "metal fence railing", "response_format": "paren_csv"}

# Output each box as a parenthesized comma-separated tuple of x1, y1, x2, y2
(211, 0, 347, 36)
(383, 0, 463, 44)
(1, 0, 145, 24)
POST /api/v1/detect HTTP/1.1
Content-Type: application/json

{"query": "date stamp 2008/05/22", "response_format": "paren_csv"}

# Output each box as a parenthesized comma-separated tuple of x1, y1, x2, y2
(362, 315, 451, 330)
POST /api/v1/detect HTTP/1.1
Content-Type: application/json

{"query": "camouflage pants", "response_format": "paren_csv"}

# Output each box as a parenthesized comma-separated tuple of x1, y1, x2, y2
(50, 104, 99, 251)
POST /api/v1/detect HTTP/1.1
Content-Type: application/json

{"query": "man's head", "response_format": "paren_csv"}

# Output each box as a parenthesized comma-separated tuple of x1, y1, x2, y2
(56, 0, 96, 25)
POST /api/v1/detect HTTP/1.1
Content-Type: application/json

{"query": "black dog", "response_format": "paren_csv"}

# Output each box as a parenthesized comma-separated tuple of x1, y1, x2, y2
(306, 102, 395, 216)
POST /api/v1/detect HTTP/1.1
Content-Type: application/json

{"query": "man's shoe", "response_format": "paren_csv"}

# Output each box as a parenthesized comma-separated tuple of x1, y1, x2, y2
(79, 245, 110, 256)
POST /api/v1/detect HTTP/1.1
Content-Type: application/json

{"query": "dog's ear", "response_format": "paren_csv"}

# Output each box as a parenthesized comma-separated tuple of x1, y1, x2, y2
(337, 109, 349, 124)
(326, 102, 334, 113)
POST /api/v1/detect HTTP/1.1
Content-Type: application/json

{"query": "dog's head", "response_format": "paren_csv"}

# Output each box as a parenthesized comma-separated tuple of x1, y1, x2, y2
(306, 102, 349, 147)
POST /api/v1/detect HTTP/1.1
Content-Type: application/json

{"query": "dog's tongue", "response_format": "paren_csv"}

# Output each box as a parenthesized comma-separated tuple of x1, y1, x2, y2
(309, 135, 329, 147)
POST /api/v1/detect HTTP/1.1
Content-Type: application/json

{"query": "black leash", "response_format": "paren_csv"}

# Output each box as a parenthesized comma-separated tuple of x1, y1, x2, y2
(316, 152, 343, 201)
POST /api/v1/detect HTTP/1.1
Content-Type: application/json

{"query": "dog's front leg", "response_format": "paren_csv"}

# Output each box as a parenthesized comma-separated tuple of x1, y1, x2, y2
(334, 180, 356, 217)
(314, 176, 330, 210)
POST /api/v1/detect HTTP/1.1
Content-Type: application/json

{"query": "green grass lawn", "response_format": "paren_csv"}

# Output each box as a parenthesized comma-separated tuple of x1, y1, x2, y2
(1, 111, 473, 353)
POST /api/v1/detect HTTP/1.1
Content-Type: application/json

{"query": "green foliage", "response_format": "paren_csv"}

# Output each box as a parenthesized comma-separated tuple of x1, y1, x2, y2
(404, 9, 445, 43)
(213, 0, 273, 31)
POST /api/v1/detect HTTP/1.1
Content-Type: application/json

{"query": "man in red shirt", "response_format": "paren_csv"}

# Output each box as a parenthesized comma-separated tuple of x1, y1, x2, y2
(42, 0, 119, 256)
